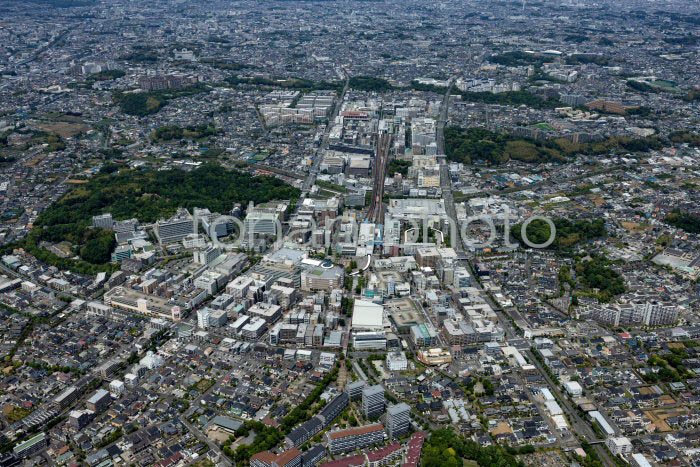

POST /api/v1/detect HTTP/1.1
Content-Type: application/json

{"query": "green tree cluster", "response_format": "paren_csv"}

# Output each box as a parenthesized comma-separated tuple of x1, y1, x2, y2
(511, 218, 606, 250)
(575, 255, 625, 302)
(459, 90, 557, 109)
(113, 92, 166, 116)
(225, 421, 283, 463)
(643, 351, 691, 383)
(88, 69, 126, 81)
(112, 83, 210, 116)
(421, 428, 524, 467)
(79, 228, 117, 263)
(665, 209, 700, 234)
(565, 54, 611, 66)
(445, 125, 667, 166)
(152, 124, 219, 142)
(46, 134, 66, 152)
(572, 441, 604, 467)
(626, 80, 659, 93)
(96, 429, 123, 448)
(668, 131, 700, 147)
(20, 0, 95, 7)
(348, 76, 398, 92)
(119, 46, 158, 62)
(226, 75, 342, 92)
(410, 81, 558, 109)
(388, 159, 412, 176)
(445, 126, 566, 165)
(225, 366, 339, 462)
(316, 180, 347, 193)
(684, 88, 700, 102)
(280, 366, 339, 432)
(564, 34, 589, 43)
(489, 51, 548, 67)
(200, 59, 257, 71)
(24, 164, 299, 272)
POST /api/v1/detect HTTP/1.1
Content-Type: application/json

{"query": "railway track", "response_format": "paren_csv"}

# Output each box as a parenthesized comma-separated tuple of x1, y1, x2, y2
(367, 132, 391, 225)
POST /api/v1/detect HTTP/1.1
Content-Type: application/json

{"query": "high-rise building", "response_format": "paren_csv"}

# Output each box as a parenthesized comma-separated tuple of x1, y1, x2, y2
(346, 380, 366, 400)
(592, 301, 678, 327)
(193, 246, 221, 265)
(410, 323, 438, 347)
(197, 308, 211, 329)
(109, 380, 125, 397)
(53, 386, 79, 409)
(241, 317, 267, 341)
(362, 384, 385, 419)
(68, 410, 94, 430)
(244, 211, 280, 236)
(93, 213, 113, 230)
(386, 403, 411, 439)
(111, 245, 132, 263)
(560, 94, 588, 107)
(209, 309, 228, 328)
(154, 208, 195, 244)
(86, 389, 111, 412)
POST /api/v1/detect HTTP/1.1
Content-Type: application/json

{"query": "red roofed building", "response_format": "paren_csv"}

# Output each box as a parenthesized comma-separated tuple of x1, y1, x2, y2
(326, 423, 385, 454)
(319, 454, 366, 467)
(402, 431, 426, 467)
(367, 442, 403, 467)
(251, 448, 303, 467)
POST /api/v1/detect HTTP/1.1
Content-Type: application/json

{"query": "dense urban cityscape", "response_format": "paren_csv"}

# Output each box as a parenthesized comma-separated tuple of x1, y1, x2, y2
(0, 0, 699, 466)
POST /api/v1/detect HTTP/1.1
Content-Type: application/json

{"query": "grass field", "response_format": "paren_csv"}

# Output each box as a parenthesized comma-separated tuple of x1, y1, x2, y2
(38, 122, 90, 138)
(621, 221, 650, 234)
(644, 407, 687, 432)
(532, 122, 554, 131)
(3, 405, 31, 423)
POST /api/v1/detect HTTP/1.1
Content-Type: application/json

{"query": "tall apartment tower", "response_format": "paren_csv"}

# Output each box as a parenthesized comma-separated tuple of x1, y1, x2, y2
(346, 380, 366, 400)
(361, 384, 385, 419)
(386, 402, 411, 439)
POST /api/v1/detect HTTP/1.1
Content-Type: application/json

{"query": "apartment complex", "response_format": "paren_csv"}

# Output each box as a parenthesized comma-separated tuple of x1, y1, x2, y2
(326, 424, 385, 454)
(251, 448, 303, 467)
(361, 384, 385, 419)
(592, 301, 678, 327)
(346, 380, 366, 400)
(386, 403, 411, 440)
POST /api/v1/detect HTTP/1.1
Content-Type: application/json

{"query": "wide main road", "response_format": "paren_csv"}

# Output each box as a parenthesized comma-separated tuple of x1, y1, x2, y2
(434, 77, 615, 466)
(302, 71, 350, 195)
(436, 78, 465, 254)
(436, 77, 455, 155)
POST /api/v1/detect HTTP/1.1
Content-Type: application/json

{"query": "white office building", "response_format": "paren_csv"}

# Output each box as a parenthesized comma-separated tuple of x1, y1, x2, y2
(109, 380, 125, 397)
(154, 208, 195, 244)
(606, 437, 632, 456)
(353, 331, 387, 350)
(197, 308, 211, 329)
(386, 351, 408, 371)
